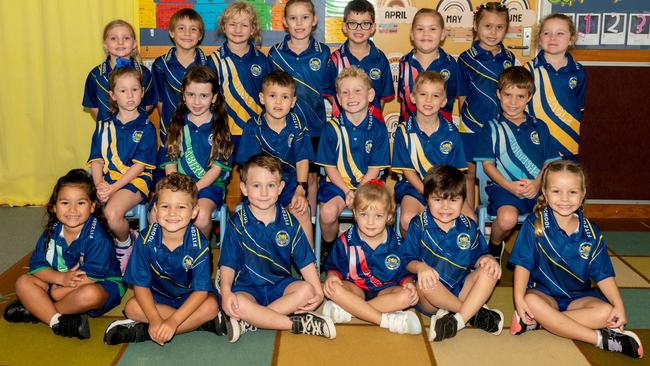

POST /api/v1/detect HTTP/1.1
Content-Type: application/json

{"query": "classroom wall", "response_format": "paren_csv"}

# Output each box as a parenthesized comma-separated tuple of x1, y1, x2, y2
(0, 0, 136, 206)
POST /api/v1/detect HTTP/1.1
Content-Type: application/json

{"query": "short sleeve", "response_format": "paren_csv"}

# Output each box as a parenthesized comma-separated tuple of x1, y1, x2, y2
(82, 70, 98, 109)
(28, 233, 50, 273)
(539, 122, 560, 164)
(218, 216, 243, 271)
(377, 54, 395, 101)
(124, 235, 152, 287)
(87, 122, 103, 163)
(473, 123, 495, 162)
(468, 225, 488, 268)
(444, 60, 459, 112)
(324, 53, 339, 97)
(293, 127, 314, 163)
(79, 233, 117, 279)
(456, 53, 470, 97)
(509, 219, 537, 271)
(132, 124, 157, 168)
(235, 123, 262, 165)
(401, 216, 424, 268)
(391, 125, 413, 173)
(324, 234, 349, 278)
(448, 129, 468, 170)
(316, 122, 338, 167)
(588, 232, 615, 283)
(140, 65, 156, 107)
(368, 124, 390, 168)
(576, 68, 587, 111)
(151, 58, 165, 105)
(190, 242, 213, 291)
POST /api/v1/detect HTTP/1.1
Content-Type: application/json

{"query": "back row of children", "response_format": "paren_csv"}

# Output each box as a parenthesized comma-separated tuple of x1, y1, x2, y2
(5, 0, 642, 360)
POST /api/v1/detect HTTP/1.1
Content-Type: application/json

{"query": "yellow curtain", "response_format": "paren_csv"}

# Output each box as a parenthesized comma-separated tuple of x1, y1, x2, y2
(0, 0, 137, 205)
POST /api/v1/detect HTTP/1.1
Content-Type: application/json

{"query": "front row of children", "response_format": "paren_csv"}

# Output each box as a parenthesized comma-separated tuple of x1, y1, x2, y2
(3, 157, 644, 358)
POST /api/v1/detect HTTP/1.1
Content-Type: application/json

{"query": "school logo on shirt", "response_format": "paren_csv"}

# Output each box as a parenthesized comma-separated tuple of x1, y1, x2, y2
(440, 140, 453, 154)
(503, 60, 513, 69)
(251, 64, 262, 77)
(182, 255, 194, 271)
(276, 230, 290, 247)
(365, 140, 373, 153)
(440, 69, 450, 81)
(287, 133, 294, 147)
(369, 68, 381, 80)
(132, 130, 143, 143)
(457, 233, 471, 250)
(579, 242, 592, 259)
(309, 57, 321, 71)
(569, 77, 578, 90)
(208, 133, 213, 146)
(530, 131, 540, 145)
(385, 254, 401, 270)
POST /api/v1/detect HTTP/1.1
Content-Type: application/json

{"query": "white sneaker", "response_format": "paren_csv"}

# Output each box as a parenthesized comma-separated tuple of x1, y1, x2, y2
(386, 311, 421, 335)
(322, 301, 352, 323)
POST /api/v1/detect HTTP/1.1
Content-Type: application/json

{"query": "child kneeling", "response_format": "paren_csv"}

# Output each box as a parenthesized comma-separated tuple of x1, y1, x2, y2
(322, 180, 421, 335)
(219, 155, 335, 342)
(402, 165, 503, 341)
(104, 173, 227, 345)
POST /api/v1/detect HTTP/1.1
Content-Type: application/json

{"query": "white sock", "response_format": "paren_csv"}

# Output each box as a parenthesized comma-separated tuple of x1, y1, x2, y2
(379, 313, 390, 328)
(49, 313, 62, 328)
(454, 313, 465, 331)
(596, 330, 603, 348)
(115, 235, 132, 249)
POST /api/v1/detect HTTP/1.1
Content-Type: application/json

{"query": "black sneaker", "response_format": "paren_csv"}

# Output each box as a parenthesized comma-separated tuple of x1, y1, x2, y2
(104, 319, 150, 345)
(199, 311, 229, 336)
(428, 311, 458, 342)
(228, 318, 258, 343)
(468, 306, 504, 335)
(289, 312, 336, 339)
(319, 240, 334, 272)
(599, 328, 644, 359)
(489, 241, 505, 263)
(3, 300, 38, 323)
(52, 314, 90, 339)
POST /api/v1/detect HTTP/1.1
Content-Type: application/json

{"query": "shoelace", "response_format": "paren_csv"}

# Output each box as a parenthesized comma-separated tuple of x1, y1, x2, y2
(241, 321, 257, 333)
(299, 314, 324, 336)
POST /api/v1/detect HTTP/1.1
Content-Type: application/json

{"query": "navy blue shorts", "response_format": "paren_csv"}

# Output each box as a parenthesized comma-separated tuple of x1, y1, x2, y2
(486, 183, 537, 216)
(279, 180, 297, 207)
(48, 280, 125, 317)
(232, 276, 299, 307)
(317, 181, 346, 204)
(153, 292, 191, 309)
(122, 183, 149, 203)
(554, 290, 608, 312)
(460, 133, 479, 162)
(198, 185, 225, 210)
(394, 180, 426, 206)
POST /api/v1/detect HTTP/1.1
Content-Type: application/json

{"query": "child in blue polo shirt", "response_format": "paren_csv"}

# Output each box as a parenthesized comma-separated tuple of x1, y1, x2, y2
(157, 65, 233, 239)
(327, 0, 394, 121)
(402, 165, 503, 342)
(83, 20, 155, 122)
(268, 0, 336, 222)
(236, 70, 314, 246)
(103, 173, 228, 345)
(457, 2, 516, 212)
(4, 169, 125, 340)
(392, 71, 468, 235)
(207, 2, 271, 151)
(322, 181, 421, 335)
(316, 66, 390, 260)
(398, 8, 458, 124)
(525, 14, 586, 160)
(219, 155, 335, 342)
(88, 67, 157, 274)
(152, 8, 208, 142)
(474, 66, 559, 261)
(509, 161, 643, 359)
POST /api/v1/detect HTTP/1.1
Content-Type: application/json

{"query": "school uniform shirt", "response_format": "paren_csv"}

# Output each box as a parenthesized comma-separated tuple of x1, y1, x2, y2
(29, 216, 125, 292)
(325, 225, 413, 292)
(392, 113, 468, 179)
(457, 41, 517, 134)
(125, 223, 213, 300)
(327, 40, 395, 120)
(159, 114, 232, 190)
(82, 56, 156, 122)
(219, 202, 314, 288)
(398, 48, 459, 123)
(268, 36, 334, 137)
(402, 209, 487, 291)
(152, 47, 208, 139)
(87, 113, 157, 197)
(207, 42, 270, 136)
(316, 112, 390, 190)
(509, 207, 615, 300)
(236, 111, 314, 191)
(473, 113, 560, 182)
(524, 51, 586, 157)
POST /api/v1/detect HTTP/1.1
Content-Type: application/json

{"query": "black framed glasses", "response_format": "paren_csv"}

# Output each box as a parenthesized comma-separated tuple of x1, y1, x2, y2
(345, 21, 373, 30)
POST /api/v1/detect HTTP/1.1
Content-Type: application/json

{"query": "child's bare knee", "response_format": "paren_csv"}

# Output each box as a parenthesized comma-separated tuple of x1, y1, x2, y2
(496, 212, 517, 230)
(320, 204, 339, 224)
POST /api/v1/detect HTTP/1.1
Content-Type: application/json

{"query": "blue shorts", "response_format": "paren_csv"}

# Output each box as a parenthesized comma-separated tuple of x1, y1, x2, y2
(460, 133, 479, 162)
(534, 289, 608, 312)
(485, 183, 537, 216)
(231, 136, 242, 160)
(153, 292, 191, 309)
(122, 182, 149, 203)
(232, 276, 299, 307)
(317, 181, 346, 204)
(279, 179, 297, 207)
(198, 185, 225, 210)
(48, 280, 125, 317)
(394, 180, 426, 206)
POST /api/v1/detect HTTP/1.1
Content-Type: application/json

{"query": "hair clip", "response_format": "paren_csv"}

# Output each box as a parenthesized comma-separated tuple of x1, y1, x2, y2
(366, 179, 385, 187)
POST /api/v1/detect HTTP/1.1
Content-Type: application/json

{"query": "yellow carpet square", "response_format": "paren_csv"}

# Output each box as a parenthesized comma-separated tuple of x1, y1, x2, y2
(611, 257, 650, 288)
(620, 257, 650, 284)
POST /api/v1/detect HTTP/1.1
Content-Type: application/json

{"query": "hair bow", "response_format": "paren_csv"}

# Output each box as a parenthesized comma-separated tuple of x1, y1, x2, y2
(366, 179, 385, 187)
(115, 57, 133, 69)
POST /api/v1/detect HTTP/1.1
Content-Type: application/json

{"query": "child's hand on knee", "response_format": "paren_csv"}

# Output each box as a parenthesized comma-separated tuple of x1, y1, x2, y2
(222, 292, 240, 320)
(506, 180, 525, 197)
(607, 305, 627, 329)
(323, 274, 342, 298)
(59, 264, 86, 288)
(402, 282, 419, 306)
(520, 179, 539, 199)
(298, 289, 324, 313)
(477, 255, 501, 280)
(416, 265, 439, 290)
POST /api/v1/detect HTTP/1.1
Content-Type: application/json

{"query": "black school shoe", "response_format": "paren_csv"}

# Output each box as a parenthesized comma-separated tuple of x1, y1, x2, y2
(3, 300, 38, 323)
(489, 241, 505, 264)
(468, 306, 504, 335)
(198, 310, 229, 336)
(52, 314, 90, 339)
(104, 319, 150, 345)
(428, 311, 458, 342)
(599, 328, 644, 359)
